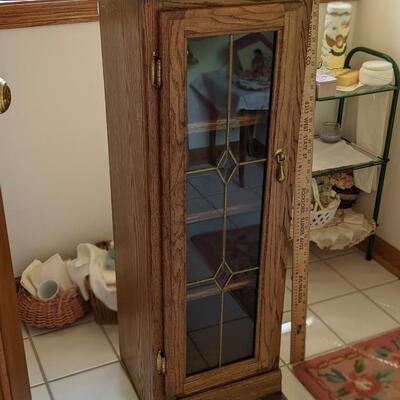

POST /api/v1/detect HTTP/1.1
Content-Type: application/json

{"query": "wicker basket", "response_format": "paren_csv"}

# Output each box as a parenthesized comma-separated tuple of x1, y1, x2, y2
(310, 178, 341, 230)
(18, 285, 89, 329)
(84, 277, 117, 324)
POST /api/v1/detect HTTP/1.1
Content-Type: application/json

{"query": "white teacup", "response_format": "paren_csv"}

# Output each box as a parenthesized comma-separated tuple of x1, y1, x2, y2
(37, 280, 59, 301)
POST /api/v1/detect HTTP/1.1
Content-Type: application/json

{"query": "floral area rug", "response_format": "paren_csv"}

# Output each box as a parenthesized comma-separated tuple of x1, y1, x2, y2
(294, 329, 400, 400)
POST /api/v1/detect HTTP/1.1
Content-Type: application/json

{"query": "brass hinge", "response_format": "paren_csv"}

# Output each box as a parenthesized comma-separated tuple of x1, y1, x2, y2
(151, 52, 162, 88)
(156, 350, 166, 375)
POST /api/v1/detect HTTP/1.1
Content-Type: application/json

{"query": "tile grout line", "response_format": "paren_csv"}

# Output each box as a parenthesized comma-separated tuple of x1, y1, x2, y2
(305, 254, 400, 346)
(282, 363, 313, 397)
(27, 315, 94, 339)
(283, 249, 399, 377)
(306, 305, 347, 345)
(26, 328, 55, 400)
(46, 360, 120, 385)
(311, 247, 359, 262)
(287, 324, 400, 377)
(310, 258, 399, 300)
(23, 248, 395, 397)
(319, 255, 400, 326)
(284, 249, 399, 366)
(188, 315, 249, 335)
(248, 184, 263, 199)
(359, 289, 400, 326)
(316, 254, 395, 295)
(285, 251, 323, 272)
(37, 321, 120, 384)
(291, 303, 400, 367)
(284, 259, 324, 291)
(322, 250, 398, 291)
(287, 252, 370, 355)
(338, 326, 400, 351)
(288, 274, 399, 312)
(282, 306, 347, 364)
(299, 340, 347, 362)
(187, 333, 211, 369)
(189, 170, 265, 228)
(307, 289, 359, 308)
(117, 357, 139, 394)
(308, 292, 382, 346)
(25, 318, 119, 398)
(99, 323, 120, 360)
(281, 307, 346, 365)
(361, 278, 400, 291)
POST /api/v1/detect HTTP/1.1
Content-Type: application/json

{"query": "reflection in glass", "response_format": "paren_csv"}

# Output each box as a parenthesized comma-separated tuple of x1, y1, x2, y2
(222, 271, 258, 365)
(186, 31, 276, 376)
(226, 166, 265, 272)
(186, 171, 225, 284)
(230, 32, 276, 164)
(187, 283, 221, 375)
(187, 35, 229, 171)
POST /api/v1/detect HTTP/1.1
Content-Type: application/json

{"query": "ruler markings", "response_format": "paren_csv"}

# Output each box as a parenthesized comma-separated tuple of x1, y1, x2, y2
(290, 0, 319, 364)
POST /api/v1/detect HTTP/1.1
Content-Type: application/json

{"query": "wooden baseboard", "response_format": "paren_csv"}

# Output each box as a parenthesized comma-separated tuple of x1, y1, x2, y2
(360, 236, 400, 279)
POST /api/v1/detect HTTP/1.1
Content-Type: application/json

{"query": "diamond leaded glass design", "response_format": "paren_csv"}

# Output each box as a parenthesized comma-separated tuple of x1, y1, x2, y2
(186, 31, 276, 375)
(217, 151, 237, 184)
(215, 262, 233, 289)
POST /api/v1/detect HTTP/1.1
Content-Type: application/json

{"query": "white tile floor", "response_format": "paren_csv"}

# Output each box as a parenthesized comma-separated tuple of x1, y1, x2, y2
(281, 247, 400, 400)
(23, 247, 400, 400)
(23, 315, 137, 400)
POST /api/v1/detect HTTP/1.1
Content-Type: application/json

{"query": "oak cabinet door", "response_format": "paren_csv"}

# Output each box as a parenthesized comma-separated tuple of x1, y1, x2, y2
(160, 3, 308, 398)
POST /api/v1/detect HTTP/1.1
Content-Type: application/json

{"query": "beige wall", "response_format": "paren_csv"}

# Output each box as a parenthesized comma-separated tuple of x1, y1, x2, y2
(349, 0, 400, 249)
(0, 1, 397, 277)
(0, 22, 112, 276)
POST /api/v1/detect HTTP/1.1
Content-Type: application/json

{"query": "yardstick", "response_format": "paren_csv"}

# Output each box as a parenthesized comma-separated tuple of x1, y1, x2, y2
(290, 0, 319, 364)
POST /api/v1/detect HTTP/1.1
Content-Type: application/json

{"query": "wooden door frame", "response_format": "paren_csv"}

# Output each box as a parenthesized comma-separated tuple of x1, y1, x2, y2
(160, 2, 309, 398)
(0, 189, 31, 400)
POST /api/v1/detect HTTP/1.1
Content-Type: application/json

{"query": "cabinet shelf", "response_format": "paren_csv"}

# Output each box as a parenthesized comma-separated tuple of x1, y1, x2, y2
(188, 111, 265, 134)
(187, 274, 257, 302)
(317, 84, 398, 102)
(187, 202, 259, 224)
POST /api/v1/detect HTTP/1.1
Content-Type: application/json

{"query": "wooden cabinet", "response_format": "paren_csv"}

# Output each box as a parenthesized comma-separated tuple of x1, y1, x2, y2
(99, 1, 312, 399)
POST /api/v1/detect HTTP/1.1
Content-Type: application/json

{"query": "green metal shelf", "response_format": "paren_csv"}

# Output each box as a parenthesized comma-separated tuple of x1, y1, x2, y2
(314, 47, 400, 260)
(317, 84, 399, 102)
(312, 139, 386, 177)
(313, 157, 386, 178)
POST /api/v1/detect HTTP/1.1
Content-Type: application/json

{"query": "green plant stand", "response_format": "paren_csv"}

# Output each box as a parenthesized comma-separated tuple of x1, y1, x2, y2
(316, 47, 400, 260)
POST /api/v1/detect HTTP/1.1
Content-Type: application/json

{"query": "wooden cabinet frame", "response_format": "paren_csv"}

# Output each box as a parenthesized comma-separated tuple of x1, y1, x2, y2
(160, 3, 306, 398)
(99, 1, 313, 399)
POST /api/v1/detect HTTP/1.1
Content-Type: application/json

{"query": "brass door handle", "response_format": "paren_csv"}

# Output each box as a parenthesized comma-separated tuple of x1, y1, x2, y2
(0, 78, 11, 114)
(275, 149, 286, 183)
